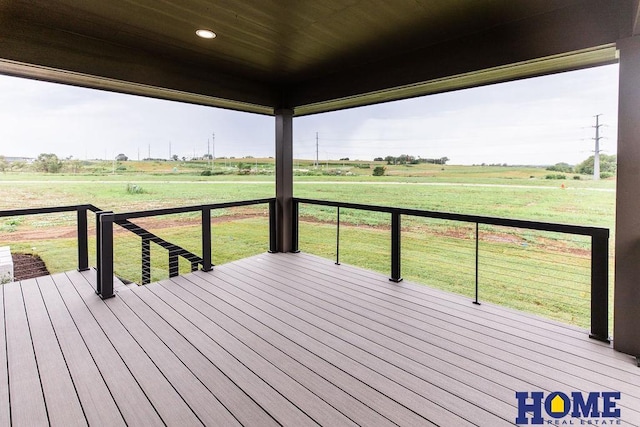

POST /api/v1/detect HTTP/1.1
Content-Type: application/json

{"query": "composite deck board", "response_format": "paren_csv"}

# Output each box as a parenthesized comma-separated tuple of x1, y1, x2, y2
(303, 257, 640, 394)
(161, 275, 405, 427)
(218, 261, 516, 424)
(143, 283, 357, 426)
(294, 252, 617, 355)
(0, 284, 10, 427)
(126, 284, 319, 427)
(297, 252, 623, 358)
(166, 274, 430, 427)
(259, 253, 640, 420)
(3, 280, 49, 426)
(283, 253, 639, 384)
(226, 259, 522, 405)
(110, 284, 280, 427)
(36, 274, 127, 427)
(59, 271, 202, 427)
(2, 252, 639, 426)
(173, 271, 442, 426)
(264, 254, 635, 380)
(72, 278, 243, 427)
(186, 269, 481, 426)
(20, 278, 86, 426)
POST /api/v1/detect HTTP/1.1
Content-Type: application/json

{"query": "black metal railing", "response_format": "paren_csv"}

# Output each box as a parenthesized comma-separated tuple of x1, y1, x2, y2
(96, 198, 276, 299)
(293, 198, 610, 342)
(0, 204, 100, 273)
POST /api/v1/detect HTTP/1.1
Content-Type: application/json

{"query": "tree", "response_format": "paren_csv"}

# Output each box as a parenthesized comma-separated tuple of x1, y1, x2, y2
(575, 154, 616, 175)
(372, 166, 386, 176)
(546, 162, 573, 173)
(66, 159, 84, 174)
(0, 155, 7, 172)
(171, 154, 179, 161)
(115, 153, 128, 161)
(373, 157, 384, 161)
(34, 153, 63, 173)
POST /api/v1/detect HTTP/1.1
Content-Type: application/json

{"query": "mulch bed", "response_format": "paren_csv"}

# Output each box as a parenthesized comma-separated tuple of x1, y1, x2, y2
(11, 253, 50, 281)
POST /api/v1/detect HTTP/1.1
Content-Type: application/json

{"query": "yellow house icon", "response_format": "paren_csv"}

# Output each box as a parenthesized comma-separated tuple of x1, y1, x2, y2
(550, 395, 565, 413)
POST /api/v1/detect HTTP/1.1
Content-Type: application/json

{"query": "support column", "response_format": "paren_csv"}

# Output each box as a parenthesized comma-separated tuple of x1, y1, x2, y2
(614, 36, 640, 356)
(275, 108, 294, 252)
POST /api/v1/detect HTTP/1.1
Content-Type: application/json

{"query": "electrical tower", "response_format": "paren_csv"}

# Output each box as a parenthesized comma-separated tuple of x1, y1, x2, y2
(592, 114, 604, 181)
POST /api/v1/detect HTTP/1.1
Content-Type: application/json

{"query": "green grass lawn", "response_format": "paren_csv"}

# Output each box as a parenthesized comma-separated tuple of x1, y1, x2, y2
(0, 167, 615, 331)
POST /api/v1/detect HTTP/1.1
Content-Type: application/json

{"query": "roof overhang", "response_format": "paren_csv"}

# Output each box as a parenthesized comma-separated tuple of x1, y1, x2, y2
(0, 0, 637, 116)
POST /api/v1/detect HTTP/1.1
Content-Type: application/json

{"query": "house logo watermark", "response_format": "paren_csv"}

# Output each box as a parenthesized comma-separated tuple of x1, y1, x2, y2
(515, 391, 621, 425)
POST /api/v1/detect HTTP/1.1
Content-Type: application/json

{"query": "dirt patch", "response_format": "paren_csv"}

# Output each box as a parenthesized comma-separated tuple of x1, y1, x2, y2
(11, 253, 50, 281)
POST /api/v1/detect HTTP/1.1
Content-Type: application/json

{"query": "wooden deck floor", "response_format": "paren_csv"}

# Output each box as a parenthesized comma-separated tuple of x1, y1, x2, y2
(1, 252, 639, 426)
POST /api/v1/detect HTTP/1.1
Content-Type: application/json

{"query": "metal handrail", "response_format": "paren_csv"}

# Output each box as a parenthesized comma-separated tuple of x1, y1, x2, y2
(0, 204, 100, 272)
(293, 197, 610, 342)
(96, 198, 277, 299)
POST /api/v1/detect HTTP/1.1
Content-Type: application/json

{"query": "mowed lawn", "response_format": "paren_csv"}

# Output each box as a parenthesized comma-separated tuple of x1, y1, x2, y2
(0, 170, 615, 330)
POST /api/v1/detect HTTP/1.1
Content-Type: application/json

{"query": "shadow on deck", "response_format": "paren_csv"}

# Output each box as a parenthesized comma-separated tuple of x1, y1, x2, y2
(1, 252, 638, 426)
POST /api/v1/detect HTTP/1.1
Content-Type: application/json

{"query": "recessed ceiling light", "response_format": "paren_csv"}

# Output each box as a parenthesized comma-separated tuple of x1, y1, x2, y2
(196, 29, 216, 39)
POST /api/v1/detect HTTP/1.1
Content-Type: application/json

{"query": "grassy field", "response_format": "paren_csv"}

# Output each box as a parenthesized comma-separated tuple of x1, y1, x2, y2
(0, 160, 615, 330)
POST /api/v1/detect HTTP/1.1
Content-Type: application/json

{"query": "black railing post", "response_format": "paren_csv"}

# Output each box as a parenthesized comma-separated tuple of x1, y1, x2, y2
(201, 207, 212, 271)
(336, 207, 340, 265)
(142, 238, 151, 285)
(474, 222, 480, 305)
(97, 211, 115, 299)
(390, 211, 402, 282)
(291, 199, 299, 253)
(589, 231, 610, 342)
(77, 206, 89, 271)
(268, 199, 277, 253)
(95, 211, 103, 293)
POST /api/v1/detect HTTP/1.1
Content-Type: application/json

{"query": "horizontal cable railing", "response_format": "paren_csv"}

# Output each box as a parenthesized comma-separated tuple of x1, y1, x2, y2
(293, 198, 610, 342)
(96, 198, 276, 299)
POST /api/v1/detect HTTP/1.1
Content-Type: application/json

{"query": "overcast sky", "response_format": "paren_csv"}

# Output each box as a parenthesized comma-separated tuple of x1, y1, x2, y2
(0, 64, 618, 165)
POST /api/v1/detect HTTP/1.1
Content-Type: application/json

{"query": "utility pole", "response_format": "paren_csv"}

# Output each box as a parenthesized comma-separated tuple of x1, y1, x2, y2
(315, 131, 319, 168)
(148, 144, 151, 160)
(592, 114, 604, 181)
(169, 141, 172, 160)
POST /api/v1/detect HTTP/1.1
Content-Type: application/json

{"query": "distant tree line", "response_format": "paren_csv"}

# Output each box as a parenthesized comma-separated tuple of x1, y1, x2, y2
(546, 154, 617, 178)
(373, 154, 449, 165)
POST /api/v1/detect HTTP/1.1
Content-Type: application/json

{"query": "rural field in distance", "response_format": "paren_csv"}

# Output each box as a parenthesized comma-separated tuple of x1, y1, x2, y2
(0, 158, 616, 330)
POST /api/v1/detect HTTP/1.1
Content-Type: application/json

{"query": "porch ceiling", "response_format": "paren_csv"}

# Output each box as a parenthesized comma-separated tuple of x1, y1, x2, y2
(0, 0, 638, 115)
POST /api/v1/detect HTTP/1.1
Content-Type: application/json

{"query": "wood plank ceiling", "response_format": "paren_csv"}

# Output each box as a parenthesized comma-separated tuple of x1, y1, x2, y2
(0, 0, 637, 115)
